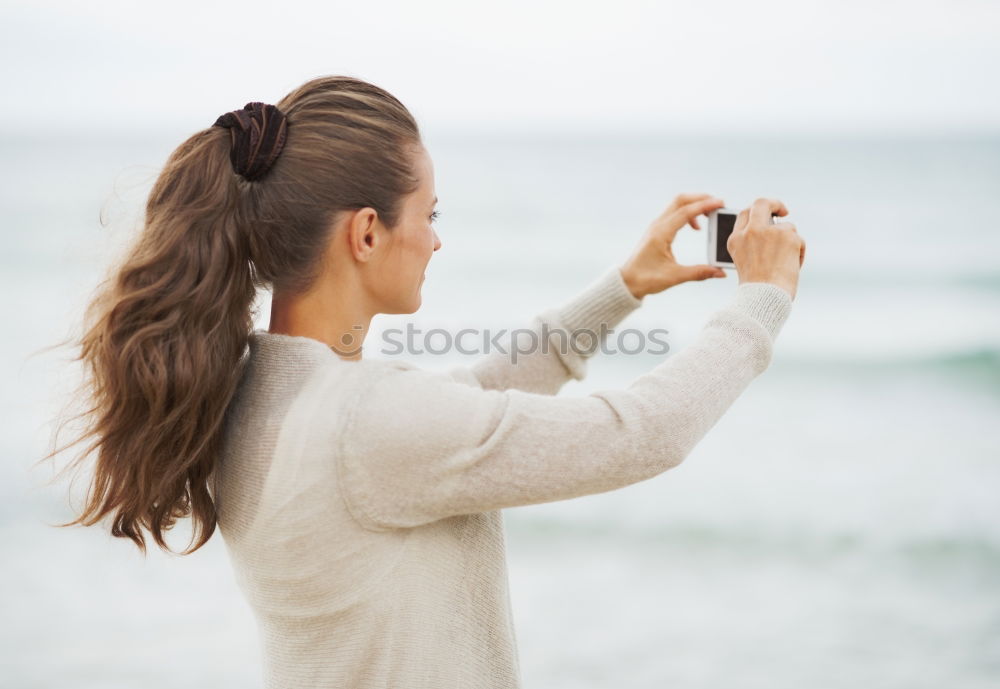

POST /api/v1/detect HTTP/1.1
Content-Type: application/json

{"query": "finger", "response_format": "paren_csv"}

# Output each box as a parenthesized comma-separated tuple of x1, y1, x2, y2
(676, 196, 725, 229)
(679, 264, 727, 282)
(735, 208, 750, 233)
(665, 192, 714, 215)
(671, 192, 713, 207)
(749, 197, 788, 228)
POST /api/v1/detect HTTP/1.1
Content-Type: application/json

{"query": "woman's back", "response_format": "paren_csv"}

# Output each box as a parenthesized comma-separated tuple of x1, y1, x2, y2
(214, 332, 522, 688)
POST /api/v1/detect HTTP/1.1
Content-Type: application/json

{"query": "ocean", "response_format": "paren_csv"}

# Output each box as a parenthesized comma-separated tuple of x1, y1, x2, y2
(2, 127, 998, 688)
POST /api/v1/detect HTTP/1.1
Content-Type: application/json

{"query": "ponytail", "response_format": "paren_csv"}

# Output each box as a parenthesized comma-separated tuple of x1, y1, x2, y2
(45, 129, 254, 554)
(41, 75, 423, 555)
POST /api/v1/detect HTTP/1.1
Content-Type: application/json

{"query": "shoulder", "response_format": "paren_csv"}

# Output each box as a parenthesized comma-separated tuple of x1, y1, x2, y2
(338, 358, 510, 454)
(349, 358, 493, 410)
(307, 357, 487, 424)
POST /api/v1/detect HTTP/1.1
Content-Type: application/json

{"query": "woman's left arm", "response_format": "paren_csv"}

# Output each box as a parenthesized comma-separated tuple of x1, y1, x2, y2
(445, 193, 729, 394)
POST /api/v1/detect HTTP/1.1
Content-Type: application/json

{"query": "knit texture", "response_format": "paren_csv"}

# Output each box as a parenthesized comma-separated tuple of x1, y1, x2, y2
(213, 266, 793, 689)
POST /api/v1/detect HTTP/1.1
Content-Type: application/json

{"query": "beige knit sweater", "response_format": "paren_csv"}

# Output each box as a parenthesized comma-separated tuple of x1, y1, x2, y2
(213, 265, 793, 689)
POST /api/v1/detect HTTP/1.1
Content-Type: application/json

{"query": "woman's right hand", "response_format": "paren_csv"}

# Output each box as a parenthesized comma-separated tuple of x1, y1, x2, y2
(728, 197, 806, 300)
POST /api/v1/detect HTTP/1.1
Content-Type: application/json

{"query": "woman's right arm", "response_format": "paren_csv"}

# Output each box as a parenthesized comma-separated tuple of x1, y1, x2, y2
(335, 281, 793, 532)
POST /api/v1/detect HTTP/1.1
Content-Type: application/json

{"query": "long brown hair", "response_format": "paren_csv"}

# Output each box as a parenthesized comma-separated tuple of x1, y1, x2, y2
(39, 75, 422, 555)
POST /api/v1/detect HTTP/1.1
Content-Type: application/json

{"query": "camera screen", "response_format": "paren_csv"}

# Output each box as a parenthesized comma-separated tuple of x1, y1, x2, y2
(716, 212, 736, 263)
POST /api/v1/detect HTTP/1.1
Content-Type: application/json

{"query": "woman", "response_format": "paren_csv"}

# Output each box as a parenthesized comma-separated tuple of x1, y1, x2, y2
(50, 75, 805, 688)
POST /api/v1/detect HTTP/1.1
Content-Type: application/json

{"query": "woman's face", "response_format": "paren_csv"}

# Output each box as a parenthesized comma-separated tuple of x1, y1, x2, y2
(369, 144, 442, 314)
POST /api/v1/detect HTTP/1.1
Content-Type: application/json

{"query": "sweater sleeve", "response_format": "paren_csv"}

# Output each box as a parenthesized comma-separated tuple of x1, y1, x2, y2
(336, 282, 793, 532)
(443, 265, 644, 394)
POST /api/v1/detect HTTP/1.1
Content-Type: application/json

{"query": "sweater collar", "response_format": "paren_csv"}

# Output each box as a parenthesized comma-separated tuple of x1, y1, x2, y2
(248, 328, 351, 365)
(247, 329, 417, 371)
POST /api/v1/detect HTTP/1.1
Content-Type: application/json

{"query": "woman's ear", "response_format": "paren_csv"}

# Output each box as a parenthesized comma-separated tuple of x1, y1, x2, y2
(345, 208, 381, 262)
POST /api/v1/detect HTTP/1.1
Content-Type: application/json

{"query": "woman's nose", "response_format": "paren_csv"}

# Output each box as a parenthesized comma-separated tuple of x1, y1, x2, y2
(432, 229, 442, 252)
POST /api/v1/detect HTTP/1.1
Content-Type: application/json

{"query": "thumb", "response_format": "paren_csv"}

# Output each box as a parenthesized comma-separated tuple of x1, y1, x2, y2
(679, 264, 727, 282)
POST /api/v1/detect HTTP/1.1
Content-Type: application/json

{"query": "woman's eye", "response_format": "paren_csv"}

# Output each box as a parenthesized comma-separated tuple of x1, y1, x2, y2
(430, 210, 440, 223)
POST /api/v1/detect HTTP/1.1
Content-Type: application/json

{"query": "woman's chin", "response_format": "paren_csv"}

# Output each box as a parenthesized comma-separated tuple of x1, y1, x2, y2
(403, 290, 423, 315)
(382, 280, 425, 315)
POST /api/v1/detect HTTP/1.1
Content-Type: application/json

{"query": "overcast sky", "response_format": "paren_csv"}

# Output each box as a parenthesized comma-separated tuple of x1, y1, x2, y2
(2, 0, 998, 137)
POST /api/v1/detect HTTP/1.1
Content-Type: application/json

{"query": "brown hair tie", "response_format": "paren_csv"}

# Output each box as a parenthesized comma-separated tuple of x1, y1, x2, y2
(212, 101, 288, 182)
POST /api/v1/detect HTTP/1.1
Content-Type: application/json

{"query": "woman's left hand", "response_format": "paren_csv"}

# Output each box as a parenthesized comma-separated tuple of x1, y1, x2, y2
(619, 193, 728, 299)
